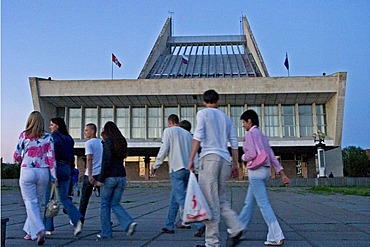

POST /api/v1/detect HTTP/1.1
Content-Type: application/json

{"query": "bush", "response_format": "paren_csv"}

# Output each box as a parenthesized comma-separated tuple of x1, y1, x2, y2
(1, 163, 20, 179)
(342, 146, 370, 177)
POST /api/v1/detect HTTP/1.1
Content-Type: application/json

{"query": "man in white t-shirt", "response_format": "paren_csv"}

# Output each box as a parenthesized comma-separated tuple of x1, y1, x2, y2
(79, 123, 103, 224)
(151, 114, 193, 234)
(189, 89, 245, 247)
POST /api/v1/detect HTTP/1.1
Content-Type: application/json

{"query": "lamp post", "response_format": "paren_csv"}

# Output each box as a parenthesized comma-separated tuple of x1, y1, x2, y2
(312, 130, 326, 178)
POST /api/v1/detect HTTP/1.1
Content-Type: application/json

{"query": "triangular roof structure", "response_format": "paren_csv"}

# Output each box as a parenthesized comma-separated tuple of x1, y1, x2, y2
(139, 16, 269, 79)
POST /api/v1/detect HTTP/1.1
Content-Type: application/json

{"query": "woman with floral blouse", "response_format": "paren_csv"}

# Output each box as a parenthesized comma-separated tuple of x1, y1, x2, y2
(13, 111, 57, 245)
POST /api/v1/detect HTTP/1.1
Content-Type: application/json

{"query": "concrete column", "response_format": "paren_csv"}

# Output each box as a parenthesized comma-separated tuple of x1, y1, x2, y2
(144, 156, 151, 180)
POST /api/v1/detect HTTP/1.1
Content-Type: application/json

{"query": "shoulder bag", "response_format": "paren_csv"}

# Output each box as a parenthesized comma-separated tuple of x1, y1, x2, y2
(45, 183, 60, 218)
(247, 131, 269, 170)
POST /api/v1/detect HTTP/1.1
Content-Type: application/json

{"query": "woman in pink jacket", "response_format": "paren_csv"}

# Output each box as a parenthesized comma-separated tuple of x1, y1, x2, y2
(14, 111, 57, 245)
(238, 110, 290, 246)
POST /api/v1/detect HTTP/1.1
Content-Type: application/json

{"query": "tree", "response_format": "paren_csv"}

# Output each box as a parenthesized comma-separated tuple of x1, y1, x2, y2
(342, 146, 370, 177)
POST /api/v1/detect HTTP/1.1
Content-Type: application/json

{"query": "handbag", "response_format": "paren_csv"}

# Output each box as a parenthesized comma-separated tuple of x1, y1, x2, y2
(247, 131, 269, 170)
(182, 172, 212, 224)
(45, 183, 60, 218)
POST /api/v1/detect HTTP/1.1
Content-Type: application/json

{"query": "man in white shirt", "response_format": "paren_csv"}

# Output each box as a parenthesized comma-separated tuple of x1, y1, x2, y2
(151, 114, 193, 234)
(79, 123, 103, 224)
(189, 89, 245, 247)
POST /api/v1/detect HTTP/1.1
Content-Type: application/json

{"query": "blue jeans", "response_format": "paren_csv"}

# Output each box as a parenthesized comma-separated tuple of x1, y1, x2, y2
(165, 168, 190, 230)
(44, 162, 83, 231)
(238, 166, 284, 242)
(99, 176, 133, 238)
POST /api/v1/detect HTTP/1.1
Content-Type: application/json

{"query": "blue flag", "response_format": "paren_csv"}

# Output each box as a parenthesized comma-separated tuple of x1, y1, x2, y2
(284, 53, 289, 70)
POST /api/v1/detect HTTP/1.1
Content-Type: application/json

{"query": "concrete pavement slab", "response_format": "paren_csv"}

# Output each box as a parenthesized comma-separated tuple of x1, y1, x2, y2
(1, 184, 369, 246)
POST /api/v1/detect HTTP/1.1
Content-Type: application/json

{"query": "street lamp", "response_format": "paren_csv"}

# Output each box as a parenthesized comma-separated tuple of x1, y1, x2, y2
(312, 130, 326, 178)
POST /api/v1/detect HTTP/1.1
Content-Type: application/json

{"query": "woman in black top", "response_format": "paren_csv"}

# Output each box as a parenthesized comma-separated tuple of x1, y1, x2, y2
(96, 121, 137, 239)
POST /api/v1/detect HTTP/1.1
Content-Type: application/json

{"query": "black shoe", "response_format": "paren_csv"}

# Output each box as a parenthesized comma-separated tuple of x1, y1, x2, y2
(194, 225, 206, 237)
(176, 224, 191, 229)
(226, 230, 243, 247)
(161, 227, 175, 234)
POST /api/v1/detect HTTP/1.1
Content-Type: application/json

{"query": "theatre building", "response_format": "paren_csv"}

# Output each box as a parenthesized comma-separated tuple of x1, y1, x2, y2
(29, 16, 346, 180)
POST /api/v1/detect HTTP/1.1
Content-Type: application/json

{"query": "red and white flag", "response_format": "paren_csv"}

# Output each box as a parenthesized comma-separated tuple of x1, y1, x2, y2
(112, 53, 122, 68)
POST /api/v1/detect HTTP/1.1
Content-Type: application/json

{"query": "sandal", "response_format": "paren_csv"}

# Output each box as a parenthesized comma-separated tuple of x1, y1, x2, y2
(23, 234, 32, 240)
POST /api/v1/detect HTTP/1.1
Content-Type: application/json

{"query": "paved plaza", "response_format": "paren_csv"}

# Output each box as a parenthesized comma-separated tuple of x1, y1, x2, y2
(1, 182, 369, 247)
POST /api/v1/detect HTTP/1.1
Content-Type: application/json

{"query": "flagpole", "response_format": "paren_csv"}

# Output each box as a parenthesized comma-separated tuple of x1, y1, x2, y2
(111, 62, 113, 80)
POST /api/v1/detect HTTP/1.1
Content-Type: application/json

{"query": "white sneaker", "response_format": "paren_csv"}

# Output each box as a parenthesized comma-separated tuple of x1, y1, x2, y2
(74, 220, 83, 236)
(127, 222, 137, 236)
(45, 231, 52, 236)
(69, 220, 73, 226)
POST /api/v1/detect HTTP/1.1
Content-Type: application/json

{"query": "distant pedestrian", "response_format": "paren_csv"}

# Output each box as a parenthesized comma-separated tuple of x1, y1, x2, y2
(95, 121, 137, 239)
(238, 109, 290, 246)
(188, 89, 245, 247)
(328, 172, 334, 178)
(13, 111, 57, 245)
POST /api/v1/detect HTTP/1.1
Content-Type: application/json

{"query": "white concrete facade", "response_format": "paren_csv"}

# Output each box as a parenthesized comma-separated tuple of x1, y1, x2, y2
(29, 16, 346, 179)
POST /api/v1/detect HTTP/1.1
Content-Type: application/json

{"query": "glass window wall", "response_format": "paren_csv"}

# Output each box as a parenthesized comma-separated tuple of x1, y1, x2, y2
(131, 107, 145, 138)
(247, 105, 261, 117)
(69, 108, 81, 138)
(180, 107, 195, 132)
(299, 105, 313, 137)
(316, 104, 327, 134)
(100, 108, 114, 128)
(164, 107, 178, 128)
(85, 108, 98, 126)
(230, 106, 244, 137)
(116, 108, 130, 138)
(282, 105, 296, 137)
(264, 105, 280, 137)
(148, 107, 162, 138)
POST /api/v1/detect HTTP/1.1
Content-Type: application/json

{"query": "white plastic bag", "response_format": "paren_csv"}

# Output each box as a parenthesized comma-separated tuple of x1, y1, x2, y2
(182, 172, 212, 224)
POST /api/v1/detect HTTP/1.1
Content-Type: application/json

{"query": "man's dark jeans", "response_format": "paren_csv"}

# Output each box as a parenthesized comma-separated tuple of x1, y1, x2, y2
(79, 174, 100, 222)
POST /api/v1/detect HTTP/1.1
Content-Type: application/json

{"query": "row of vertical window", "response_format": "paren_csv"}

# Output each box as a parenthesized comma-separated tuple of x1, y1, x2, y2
(63, 104, 326, 139)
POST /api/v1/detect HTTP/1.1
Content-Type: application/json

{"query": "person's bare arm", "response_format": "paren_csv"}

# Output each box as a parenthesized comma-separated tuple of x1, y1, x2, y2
(230, 148, 239, 178)
(279, 170, 290, 186)
(86, 154, 95, 185)
(188, 139, 200, 172)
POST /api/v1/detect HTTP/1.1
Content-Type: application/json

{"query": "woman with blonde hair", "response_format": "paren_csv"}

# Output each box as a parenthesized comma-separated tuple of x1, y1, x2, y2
(14, 111, 57, 245)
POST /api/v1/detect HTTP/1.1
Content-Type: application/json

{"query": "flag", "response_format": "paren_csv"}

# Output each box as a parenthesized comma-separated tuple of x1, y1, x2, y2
(112, 53, 121, 68)
(181, 55, 189, 65)
(284, 53, 289, 70)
